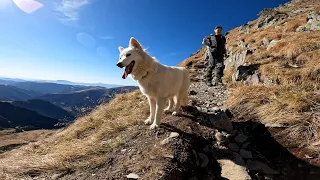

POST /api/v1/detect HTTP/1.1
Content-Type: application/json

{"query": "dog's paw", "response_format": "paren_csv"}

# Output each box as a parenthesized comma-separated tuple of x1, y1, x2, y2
(149, 123, 159, 129)
(172, 111, 182, 116)
(144, 118, 152, 125)
(164, 109, 171, 114)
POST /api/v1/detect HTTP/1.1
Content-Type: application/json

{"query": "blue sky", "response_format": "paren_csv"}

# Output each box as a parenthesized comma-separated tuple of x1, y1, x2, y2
(0, 0, 290, 86)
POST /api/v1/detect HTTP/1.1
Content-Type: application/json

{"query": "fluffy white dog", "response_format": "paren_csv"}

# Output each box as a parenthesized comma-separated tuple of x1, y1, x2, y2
(116, 37, 190, 129)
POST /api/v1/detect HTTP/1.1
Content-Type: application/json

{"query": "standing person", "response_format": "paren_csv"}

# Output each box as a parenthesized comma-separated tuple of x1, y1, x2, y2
(202, 26, 227, 86)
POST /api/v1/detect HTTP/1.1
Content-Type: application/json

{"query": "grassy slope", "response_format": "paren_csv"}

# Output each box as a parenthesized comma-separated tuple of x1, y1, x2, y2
(180, 0, 320, 161)
(0, 0, 319, 178)
(0, 90, 150, 179)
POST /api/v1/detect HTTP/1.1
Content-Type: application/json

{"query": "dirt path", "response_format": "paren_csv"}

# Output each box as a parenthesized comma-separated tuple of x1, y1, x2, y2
(11, 64, 320, 180)
(183, 63, 320, 180)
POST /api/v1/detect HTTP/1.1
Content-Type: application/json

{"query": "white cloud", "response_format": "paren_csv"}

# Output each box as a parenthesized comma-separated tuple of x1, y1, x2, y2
(55, 0, 91, 23)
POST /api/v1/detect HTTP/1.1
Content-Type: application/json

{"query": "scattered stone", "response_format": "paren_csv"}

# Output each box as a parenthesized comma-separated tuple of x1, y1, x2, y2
(126, 173, 140, 179)
(210, 112, 233, 133)
(235, 134, 248, 144)
(238, 40, 246, 48)
(189, 90, 197, 95)
(160, 138, 171, 145)
(240, 149, 253, 159)
(169, 132, 179, 138)
(307, 12, 320, 31)
(198, 153, 209, 168)
(218, 159, 252, 180)
(51, 173, 63, 180)
(296, 26, 308, 32)
(264, 174, 274, 180)
(262, 37, 270, 46)
(221, 130, 231, 137)
(311, 141, 320, 147)
(247, 160, 280, 175)
(196, 106, 201, 112)
(160, 132, 179, 145)
(196, 116, 205, 124)
(264, 123, 287, 128)
(228, 143, 240, 152)
(239, 23, 250, 34)
(215, 131, 227, 143)
(242, 142, 251, 149)
(225, 50, 248, 70)
(210, 106, 220, 112)
(163, 154, 174, 159)
(267, 40, 280, 50)
(234, 152, 246, 166)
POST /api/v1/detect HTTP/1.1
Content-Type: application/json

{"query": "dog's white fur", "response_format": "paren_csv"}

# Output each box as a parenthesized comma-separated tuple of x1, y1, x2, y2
(117, 37, 190, 129)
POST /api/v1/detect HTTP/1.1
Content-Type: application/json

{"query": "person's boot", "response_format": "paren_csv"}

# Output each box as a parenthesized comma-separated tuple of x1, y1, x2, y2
(213, 77, 223, 86)
(206, 81, 213, 87)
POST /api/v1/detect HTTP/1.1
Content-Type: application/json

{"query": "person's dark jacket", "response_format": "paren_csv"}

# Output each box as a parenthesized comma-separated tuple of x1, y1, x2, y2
(203, 34, 226, 58)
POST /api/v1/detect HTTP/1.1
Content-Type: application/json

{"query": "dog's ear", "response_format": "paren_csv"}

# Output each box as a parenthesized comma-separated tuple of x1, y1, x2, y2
(118, 46, 124, 52)
(129, 37, 143, 50)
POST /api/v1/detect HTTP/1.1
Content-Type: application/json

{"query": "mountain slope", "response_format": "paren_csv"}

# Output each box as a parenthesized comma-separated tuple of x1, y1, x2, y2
(0, 102, 60, 129)
(0, 84, 41, 101)
(44, 80, 124, 88)
(38, 86, 138, 116)
(0, 0, 320, 179)
(179, 0, 320, 165)
(11, 81, 100, 95)
(11, 99, 75, 122)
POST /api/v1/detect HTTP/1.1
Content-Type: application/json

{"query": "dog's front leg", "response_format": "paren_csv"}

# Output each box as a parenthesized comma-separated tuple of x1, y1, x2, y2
(150, 97, 165, 129)
(145, 97, 156, 125)
(164, 97, 174, 114)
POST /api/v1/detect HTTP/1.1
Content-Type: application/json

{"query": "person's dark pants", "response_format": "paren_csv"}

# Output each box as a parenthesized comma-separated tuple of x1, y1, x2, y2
(205, 52, 224, 83)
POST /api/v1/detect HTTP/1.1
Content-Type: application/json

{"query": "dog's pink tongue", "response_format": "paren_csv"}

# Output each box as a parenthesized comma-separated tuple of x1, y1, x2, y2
(122, 70, 128, 79)
(122, 66, 129, 79)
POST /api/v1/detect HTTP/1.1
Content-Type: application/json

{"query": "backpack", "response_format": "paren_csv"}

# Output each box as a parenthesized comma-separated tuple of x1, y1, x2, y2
(207, 35, 216, 48)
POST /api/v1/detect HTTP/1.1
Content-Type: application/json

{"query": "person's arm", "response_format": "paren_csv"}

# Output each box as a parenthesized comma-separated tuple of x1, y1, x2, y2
(202, 36, 210, 46)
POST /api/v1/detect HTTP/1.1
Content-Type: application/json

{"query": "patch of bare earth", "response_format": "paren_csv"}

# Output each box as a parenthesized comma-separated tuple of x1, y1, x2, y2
(0, 129, 57, 153)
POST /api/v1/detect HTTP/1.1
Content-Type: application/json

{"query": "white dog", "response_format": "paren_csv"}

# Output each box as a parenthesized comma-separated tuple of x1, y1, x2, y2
(116, 37, 190, 129)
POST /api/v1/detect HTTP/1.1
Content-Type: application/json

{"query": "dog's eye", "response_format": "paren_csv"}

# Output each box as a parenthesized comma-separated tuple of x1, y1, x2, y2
(126, 53, 131, 57)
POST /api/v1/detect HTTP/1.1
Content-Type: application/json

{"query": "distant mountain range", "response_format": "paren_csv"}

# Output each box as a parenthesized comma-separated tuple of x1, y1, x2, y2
(0, 77, 125, 88)
(38, 86, 138, 117)
(0, 84, 41, 101)
(11, 81, 97, 95)
(0, 77, 139, 130)
(11, 99, 75, 121)
(41, 80, 124, 88)
(0, 101, 60, 130)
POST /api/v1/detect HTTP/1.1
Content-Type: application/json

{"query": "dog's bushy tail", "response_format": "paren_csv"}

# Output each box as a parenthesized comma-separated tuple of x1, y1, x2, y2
(180, 69, 190, 106)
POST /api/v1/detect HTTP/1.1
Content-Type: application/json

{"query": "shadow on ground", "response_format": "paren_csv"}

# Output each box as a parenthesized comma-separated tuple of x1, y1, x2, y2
(159, 106, 320, 180)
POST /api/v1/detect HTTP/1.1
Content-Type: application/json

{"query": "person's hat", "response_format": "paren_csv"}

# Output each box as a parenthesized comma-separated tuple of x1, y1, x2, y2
(214, 26, 223, 30)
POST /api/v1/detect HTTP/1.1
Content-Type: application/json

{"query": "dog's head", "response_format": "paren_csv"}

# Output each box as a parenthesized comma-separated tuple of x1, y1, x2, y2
(116, 37, 146, 79)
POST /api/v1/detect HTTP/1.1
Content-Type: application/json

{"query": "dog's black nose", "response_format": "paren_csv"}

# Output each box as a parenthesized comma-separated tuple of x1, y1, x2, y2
(116, 62, 123, 68)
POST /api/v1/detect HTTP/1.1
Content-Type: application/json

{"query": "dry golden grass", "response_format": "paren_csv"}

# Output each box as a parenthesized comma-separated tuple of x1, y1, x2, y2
(0, 129, 56, 148)
(223, 1, 320, 155)
(0, 90, 150, 179)
(177, 46, 207, 67)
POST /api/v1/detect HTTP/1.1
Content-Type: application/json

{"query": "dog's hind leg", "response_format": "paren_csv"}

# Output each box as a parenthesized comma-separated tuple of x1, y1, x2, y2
(144, 96, 156, 125)
(150, 97, 165, 129)
(172, 95, 182, 116)
(164, 97, 173, 114)
(180, 70, 191, 107)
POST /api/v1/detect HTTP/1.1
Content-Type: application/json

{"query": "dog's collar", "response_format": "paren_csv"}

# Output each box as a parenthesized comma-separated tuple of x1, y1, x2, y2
(141, 71, 149, 79)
